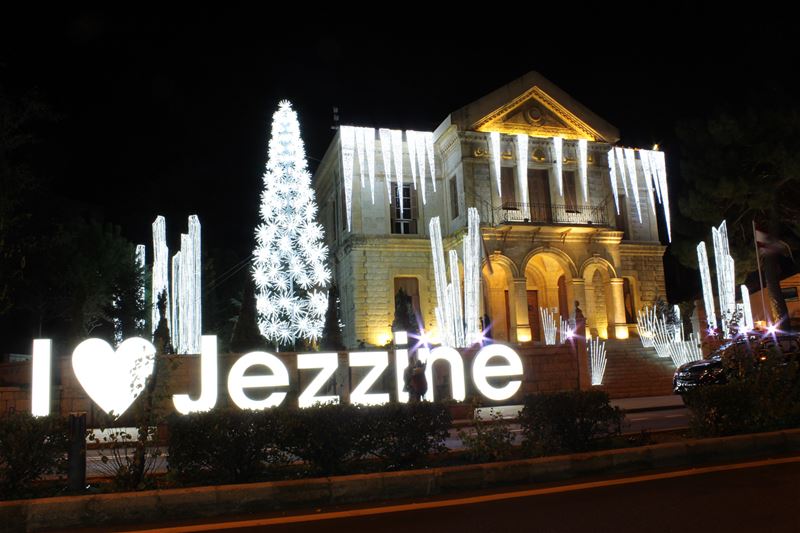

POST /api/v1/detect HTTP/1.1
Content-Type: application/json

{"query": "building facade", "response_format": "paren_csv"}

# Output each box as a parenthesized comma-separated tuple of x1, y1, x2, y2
(314, 72, 668, 349)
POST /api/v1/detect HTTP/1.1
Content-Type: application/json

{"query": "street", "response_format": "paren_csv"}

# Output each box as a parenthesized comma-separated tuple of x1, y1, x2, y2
(116, 456, 800, 533)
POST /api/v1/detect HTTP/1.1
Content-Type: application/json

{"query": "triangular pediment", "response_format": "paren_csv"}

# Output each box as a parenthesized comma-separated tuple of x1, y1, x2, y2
(447, 72, 620, 143)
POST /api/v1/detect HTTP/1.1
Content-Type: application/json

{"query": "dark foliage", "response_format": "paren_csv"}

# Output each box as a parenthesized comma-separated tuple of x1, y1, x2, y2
(0, 413, 68, 498)
(229, 276, 268, 353)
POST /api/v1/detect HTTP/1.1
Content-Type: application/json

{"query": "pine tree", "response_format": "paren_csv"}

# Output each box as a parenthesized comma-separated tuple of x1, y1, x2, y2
(252, 101, 330, 347)
(230, 277, 268, 353)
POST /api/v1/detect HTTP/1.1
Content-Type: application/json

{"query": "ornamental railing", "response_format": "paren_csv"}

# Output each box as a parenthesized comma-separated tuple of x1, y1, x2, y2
(493, 200, 612, 227)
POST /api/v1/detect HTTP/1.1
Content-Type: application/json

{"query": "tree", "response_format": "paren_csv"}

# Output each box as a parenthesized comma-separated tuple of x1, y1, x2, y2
(152, 290, 173, 355)
(230, 276, 268, 352)
(320, 283, 344, 350)
(252, 101, 330, 349)
(674, 87, 800, 327)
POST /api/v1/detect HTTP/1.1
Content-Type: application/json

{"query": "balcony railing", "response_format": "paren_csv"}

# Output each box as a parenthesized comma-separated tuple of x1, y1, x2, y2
(493, 201, 612, 227)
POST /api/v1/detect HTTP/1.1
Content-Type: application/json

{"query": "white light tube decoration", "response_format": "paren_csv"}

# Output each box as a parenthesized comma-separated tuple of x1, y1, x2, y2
(696, 241, 718, 332)
(624, 148, 642, 223)
(415, 131, 428, 204)
(588, 338, 607, 386)
(390, 129, 404, 212)
(187, 216, 201, 354)
(135, 245, 146, 331)
(31, 339, 51, 417)
(741, 285, 754, 331)
(379, 128, 393, 203)
(577, 139, 588, 202)
(607, 149, 620, 215)
(712, 221, 735, 337)
(489, 132, 502, 197)
(639, 149, 657, 216)
(540, 308, 557, 345)
(339, 125, 355, 232)
(614, 147, 628, 197)
(654, 150, 672, 242)
(151, 216, 170, 335)
(406, 130, 419, 190)
(558, 316, 571, 344)
(354, 126, 366, 188)
(463, 208, 482, 344)
(362, 127, 376, 203)
(253, 101, 330, 346)
(428, 209, 482, 348)
(636, 306, 657, 348)
(425, 132, 436, 192)
(637, 305, 702, 367)
(516, 134, 530, 220)
(171, 249, 181, 351)
(552, 136, 564, 196)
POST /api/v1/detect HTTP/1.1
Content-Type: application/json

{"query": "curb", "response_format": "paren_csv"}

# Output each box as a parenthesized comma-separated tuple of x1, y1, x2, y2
(3, 428, 799, 532)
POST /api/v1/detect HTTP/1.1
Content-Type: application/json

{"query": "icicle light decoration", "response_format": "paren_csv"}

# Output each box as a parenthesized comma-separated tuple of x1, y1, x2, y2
(151, 216, 170, 335)
(540, 308, 558, 345)
(589, 338, 607, 385)
(552, 136, 564, 196)
(390, 129, 404, 211)
(339, 126, 355, 231)
(355, 127, 367, 188)
(741, 285, 754, 331)
(489, 132, 502, 197)
(135, 245, 146, 331)
(414, 132, 428, 203)
(379, 128, 393, 203)
(639, 149, 657, 216)
(614, 147, 628, 197)
(406, 130, 419, 190)
(516, 134, 530, 220)
(425, 132, 436, 192)
(607, 149, 620, 215)
(624, 148, 642, 223)
(577, 139, 588, 202)
(696, 242, 717, 332)
(429, 209, 482, 348)
(362, 127, 376, 203)
(654, 150, 672, 242)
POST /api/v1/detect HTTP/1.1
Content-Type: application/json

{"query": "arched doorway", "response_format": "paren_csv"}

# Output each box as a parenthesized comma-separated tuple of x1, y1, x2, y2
(481, 256, 515, 342)
(524, 252, 574, 342)
(581, 258, 619, 339)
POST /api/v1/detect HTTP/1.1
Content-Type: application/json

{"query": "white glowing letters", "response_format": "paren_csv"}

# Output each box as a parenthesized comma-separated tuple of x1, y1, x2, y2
(30, 335, 527, 416)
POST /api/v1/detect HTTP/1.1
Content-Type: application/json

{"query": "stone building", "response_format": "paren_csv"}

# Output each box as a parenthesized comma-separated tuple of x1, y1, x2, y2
(314, 71, 668, 349)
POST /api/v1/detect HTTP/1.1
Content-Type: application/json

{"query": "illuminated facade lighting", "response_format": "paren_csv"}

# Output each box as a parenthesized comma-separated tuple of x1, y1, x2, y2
(362, 127, 376, 204)
(614, 147, 628, 197)
(425, 132, 436, 192)
(489, 132, 502, 197)
(391, 129, 404, 212)
(415, 131, 428, 203)
(406, 130, 419, 190)
(654, 150, 671, 241)
(516, 134, 530, 220)
(639, 149, 657, 216)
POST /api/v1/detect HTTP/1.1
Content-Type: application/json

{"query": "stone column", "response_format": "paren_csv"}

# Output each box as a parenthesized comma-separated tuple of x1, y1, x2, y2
(512, 278, 532, 343)
(571, 278, 586, 320)
(609, 277, 629, 339)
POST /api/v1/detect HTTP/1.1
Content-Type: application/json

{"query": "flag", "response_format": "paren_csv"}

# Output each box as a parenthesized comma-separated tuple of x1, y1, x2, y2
(754, 224, 793, 260)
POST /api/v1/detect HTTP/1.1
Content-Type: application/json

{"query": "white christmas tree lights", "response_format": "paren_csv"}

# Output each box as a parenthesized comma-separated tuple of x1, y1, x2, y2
(253, 100, 331, 345)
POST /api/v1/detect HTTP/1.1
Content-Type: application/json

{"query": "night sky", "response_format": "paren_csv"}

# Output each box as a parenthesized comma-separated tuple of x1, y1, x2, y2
(2, 9, 797, 302)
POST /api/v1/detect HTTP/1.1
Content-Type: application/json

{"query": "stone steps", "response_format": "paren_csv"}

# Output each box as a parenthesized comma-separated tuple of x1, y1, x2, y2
(594, 339, 677, 398)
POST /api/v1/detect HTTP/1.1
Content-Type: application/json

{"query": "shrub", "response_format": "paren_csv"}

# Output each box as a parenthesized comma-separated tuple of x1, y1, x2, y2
(168, 408, 288, 483)
(684, 357, 800, 437)
(519, 390, 622, 455)
(0, 413, 68, 498)
(457, 408, 515, 463)
(281, 403, 370, 476)
(364, 402, 451, 469)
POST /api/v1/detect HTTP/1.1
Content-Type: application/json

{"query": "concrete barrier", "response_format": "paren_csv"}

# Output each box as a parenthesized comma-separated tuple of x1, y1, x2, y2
(2, 428, 800, 532)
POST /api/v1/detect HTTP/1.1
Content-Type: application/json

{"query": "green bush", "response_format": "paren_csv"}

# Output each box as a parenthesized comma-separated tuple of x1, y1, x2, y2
(684, 358, 800, 437)
(281, 403, 371, 476)
(168, 409, 288, 483)
(364, 402, 451, 468)
(457, 408, 515, 463)
(519, 390, 623, 455)
(0, 413, 68, 498)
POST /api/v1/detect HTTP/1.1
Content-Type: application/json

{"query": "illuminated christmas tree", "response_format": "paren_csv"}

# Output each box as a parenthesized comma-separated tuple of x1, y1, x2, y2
(252, 100, 330, 346)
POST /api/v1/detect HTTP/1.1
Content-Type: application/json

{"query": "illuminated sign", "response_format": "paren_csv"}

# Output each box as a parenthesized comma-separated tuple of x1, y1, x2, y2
(29, 333, 525, 416)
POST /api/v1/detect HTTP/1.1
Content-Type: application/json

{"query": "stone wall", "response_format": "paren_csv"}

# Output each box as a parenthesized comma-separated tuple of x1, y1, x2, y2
(619, 243, 667, 309)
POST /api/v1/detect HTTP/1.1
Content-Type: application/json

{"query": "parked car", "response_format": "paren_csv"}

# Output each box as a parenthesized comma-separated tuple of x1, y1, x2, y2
(673, 332, 800, 394)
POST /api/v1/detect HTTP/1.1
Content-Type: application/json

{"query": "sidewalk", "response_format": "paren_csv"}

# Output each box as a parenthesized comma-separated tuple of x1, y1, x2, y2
(610, 394, 684, 413)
